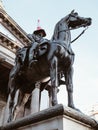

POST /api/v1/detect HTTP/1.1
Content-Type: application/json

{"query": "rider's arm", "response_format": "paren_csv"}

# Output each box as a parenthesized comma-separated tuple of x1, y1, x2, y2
(40, 38, 49, 45)
(27, 34, 35, 42)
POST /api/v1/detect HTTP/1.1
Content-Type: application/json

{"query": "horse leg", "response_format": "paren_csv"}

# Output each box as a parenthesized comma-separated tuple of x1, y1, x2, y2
(7, 57, 22, 122)
(50, 56, 58, 106)
(7, 78, 17, 122)
(64, 66, 75, 108)
(12, 90, 24, 120)
(13, 91, 30, 120)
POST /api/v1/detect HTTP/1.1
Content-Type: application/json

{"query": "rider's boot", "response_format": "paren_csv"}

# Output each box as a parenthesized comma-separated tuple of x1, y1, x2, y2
(29, 56, 38, 67)
(29, 44, 37, 67)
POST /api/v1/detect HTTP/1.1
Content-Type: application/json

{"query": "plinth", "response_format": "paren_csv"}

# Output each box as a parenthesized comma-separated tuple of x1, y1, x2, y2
(0, 104, 98, 130)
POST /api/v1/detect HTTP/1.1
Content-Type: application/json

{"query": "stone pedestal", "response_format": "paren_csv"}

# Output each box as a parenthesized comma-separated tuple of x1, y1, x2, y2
(0, 104, 98, 130)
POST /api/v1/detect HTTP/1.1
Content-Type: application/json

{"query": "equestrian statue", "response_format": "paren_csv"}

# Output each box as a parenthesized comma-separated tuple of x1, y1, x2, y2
(7, 10, 92, 122)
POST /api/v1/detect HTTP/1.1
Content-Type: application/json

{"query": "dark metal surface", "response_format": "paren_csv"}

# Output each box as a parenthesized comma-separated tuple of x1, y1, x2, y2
(7, 10, 92, 122)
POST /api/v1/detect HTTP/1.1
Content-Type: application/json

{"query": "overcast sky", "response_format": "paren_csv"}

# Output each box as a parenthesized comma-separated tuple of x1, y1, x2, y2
(2, 0, 98, 114)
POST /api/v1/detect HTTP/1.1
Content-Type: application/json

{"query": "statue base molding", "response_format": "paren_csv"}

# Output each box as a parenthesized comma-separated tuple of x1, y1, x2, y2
(0, 104, 98, 130)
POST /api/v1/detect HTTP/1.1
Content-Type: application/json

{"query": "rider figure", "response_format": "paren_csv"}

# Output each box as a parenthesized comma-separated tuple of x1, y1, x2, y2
(27, 26, 47, 67)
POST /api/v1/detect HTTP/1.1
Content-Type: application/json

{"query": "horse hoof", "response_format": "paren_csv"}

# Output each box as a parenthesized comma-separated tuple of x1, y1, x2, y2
(74, 107, 82, 113)
(69, 106, 82, 113)
(7, 118, 11, 123)
(7, 115, 13, 123)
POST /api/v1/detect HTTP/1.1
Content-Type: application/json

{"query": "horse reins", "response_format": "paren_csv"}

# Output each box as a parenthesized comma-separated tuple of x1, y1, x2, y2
(58, 26, 89, 44)
(71, 26, 88, 43)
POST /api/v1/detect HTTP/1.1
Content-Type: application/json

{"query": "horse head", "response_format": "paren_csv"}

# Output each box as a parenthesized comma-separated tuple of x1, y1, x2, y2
(68, 10, 92, 29)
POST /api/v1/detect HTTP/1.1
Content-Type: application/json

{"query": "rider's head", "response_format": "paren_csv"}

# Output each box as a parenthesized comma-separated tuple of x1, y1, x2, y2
(33, 27, 46, 37)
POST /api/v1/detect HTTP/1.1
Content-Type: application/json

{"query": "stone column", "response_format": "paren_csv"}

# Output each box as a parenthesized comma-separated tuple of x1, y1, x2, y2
(47, 81, 52, 107)
(48, 90, 52, 107)
(30, 82, 41, 114)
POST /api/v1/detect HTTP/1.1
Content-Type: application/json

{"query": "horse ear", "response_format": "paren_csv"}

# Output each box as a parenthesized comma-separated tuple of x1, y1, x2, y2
(71, 10, 75, 14)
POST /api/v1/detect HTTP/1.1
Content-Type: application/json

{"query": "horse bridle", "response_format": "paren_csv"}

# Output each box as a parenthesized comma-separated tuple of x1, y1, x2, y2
(58, 26, 89, 44)
(58, 13, 89, 44)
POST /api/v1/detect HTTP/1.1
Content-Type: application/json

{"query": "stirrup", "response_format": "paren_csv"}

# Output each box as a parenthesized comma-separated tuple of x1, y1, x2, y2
(29, 59, 38, 67)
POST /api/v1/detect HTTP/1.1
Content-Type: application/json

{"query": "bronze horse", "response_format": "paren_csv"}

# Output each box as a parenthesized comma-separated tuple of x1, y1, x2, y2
(7, 10, 92, 122)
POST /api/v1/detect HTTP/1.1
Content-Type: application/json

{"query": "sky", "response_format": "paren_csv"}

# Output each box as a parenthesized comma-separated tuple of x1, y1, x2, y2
(2, 0, 98, 114)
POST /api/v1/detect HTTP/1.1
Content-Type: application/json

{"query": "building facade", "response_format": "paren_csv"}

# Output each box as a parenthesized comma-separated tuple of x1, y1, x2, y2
(0, 1, 31, 124)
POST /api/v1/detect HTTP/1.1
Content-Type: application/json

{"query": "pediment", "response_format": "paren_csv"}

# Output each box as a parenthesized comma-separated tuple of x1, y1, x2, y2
(0, 23, 22, 47)
(0, 8, 31, 46)
(0, 7, 32, 67)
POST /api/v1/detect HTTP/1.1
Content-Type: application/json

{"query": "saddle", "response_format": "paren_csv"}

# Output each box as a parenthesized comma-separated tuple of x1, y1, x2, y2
(15, 46, 29, 65)
(15, 41, 74, 67)
(15, 42, 48, 67)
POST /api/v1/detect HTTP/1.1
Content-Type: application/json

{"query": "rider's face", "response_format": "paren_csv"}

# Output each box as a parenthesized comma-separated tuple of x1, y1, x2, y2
(37, 32, 43, 37)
